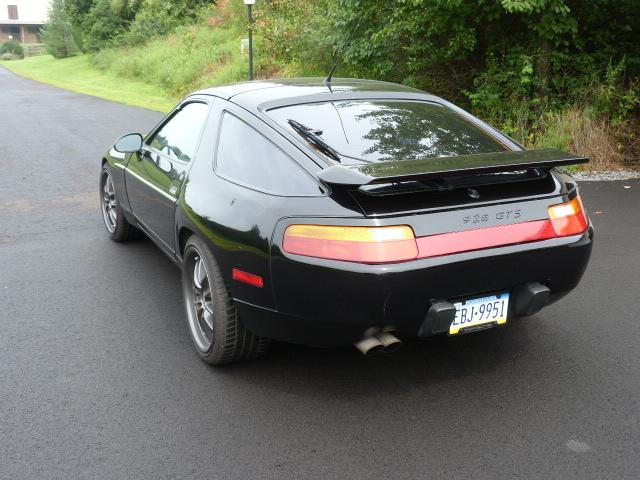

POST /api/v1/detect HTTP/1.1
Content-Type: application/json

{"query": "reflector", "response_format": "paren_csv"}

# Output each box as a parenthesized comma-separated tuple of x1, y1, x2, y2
(232, 268, 264, 288)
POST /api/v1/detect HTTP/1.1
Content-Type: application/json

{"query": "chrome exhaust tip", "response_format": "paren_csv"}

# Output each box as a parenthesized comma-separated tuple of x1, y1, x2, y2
(375, 332, 403, 353)
(354, 336, 385, 356)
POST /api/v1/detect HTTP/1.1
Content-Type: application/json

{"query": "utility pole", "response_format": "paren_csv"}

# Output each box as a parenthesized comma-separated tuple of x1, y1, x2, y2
(244, 0, 255, 80)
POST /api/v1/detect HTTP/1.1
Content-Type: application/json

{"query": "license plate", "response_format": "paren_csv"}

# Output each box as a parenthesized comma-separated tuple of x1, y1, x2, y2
(450, 293, 509, 335)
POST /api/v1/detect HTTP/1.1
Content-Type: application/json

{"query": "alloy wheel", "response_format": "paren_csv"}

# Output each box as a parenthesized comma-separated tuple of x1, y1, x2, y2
(184, 251, 215, 353)
(101, 172, 117, 233)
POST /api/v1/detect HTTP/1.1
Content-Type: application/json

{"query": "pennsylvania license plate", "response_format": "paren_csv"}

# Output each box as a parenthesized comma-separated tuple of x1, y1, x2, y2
(450, 293, 509, 335)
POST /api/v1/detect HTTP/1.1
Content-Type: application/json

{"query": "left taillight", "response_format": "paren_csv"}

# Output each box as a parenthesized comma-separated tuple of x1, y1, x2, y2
(283, 225, 418, 263)
(547, 195, 589, 237)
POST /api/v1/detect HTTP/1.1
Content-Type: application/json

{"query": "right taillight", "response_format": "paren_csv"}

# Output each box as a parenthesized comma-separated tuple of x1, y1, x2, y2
(547, 195, 589, 237)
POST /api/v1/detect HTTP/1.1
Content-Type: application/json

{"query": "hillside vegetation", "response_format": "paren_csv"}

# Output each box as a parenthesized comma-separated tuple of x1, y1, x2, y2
(6, 0, 640, 168)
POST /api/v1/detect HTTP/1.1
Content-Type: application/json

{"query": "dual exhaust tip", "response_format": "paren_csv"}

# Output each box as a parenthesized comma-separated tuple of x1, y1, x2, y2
(354, 331, 402, 356)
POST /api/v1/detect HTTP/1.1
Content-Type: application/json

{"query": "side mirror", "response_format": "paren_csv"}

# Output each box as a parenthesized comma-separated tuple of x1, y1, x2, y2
(114, 133, 143, 153)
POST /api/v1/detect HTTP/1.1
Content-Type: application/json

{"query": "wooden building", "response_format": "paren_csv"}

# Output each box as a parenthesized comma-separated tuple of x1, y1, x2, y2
(0, 1, 48, 43)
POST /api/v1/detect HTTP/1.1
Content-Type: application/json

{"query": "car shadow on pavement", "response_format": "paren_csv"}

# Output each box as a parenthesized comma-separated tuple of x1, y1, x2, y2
(211, 319, 539, 400)
(122, 234, 544, 400)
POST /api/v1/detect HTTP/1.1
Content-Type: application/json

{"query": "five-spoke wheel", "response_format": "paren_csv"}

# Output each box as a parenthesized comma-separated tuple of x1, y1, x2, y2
(185, 253, 215, 352)
(181, 236, 270, 364)
(100, 170, 117, 233)
(99, 165, 139, 242)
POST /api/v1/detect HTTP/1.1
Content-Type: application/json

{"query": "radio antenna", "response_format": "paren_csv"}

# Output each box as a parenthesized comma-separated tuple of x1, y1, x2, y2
(323, 63, 338, 92)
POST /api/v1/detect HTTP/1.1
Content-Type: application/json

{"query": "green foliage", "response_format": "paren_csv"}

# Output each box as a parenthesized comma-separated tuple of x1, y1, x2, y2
(589, 59, 640, 126)
(68, 0, 214, 51)
(115, 5, 178, 46)
(41, 0, 80, 58)
(91, 3, 246, 96)
(83, 0, 126, 52)
(255, 0, 332, 77)
(64, 0, 95, 28)
(35, 0, 640, 166)
(0, 40, 24, 59)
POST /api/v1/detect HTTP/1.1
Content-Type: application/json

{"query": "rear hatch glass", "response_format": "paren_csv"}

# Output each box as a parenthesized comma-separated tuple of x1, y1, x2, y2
(267, 100, 507, 164)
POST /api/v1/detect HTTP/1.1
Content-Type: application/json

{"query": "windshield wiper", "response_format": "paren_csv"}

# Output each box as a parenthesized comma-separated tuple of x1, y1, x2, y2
(287, 119, 341, 162)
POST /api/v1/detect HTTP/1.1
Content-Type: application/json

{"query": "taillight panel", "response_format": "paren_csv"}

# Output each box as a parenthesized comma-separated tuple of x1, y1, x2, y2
(282, 195, 589, 264)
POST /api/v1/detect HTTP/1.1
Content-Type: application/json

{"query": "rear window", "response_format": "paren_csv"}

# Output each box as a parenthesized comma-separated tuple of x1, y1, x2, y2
(267, 100, 506, 163)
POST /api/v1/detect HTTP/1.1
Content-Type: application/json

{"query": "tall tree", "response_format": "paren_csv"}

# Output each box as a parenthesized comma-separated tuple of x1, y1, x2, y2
(41, 0, 80, 58)
(83, 0, 126, 51)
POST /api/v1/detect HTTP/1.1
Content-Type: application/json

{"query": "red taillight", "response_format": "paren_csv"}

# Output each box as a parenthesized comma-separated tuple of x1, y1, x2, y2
(232, 268, 264, 287)
(283, 197, 589, 264)
(547, 196, 589, 237)
(283, 225, 418, 263)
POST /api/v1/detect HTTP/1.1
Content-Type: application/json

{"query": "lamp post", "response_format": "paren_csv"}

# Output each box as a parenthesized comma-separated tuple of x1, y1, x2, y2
(244, 0, 255, 80)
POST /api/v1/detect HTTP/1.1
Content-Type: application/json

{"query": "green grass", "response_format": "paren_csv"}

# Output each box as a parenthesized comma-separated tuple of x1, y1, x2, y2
(0, 3, 298, 113)
(0, 54, 178, 112)
(90, 3, 252, 98)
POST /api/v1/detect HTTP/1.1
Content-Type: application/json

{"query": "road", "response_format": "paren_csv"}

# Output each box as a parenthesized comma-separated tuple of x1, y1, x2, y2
(1, 66, 639, 480)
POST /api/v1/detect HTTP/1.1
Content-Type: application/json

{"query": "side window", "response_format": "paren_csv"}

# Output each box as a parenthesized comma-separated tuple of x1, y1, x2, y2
(148, 102, 208, 162)
(216, 112, 321, 196)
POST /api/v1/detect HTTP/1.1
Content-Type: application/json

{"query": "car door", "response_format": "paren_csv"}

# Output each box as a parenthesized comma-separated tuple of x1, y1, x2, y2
(126, 100, 210, 253)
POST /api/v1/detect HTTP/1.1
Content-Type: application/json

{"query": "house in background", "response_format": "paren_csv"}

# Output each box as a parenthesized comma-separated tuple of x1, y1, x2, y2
(0, 0, 49, 43)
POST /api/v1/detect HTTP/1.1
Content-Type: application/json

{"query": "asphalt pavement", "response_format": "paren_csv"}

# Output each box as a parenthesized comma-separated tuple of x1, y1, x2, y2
(1, 66, 639, 479)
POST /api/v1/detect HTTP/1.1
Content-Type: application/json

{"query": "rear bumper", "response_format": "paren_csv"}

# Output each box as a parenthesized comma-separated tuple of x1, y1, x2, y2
(238, 228, 593, 347)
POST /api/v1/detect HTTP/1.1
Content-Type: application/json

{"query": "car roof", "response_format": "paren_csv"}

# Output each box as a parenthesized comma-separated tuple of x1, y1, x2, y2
(192, 78, 442, 112)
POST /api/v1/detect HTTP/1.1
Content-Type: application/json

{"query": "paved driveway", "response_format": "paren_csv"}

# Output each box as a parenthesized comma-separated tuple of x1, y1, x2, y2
(1, 67, 639, 479)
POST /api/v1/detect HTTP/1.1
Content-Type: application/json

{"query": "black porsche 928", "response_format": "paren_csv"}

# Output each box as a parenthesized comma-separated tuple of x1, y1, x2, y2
(99, 78, 592, 364)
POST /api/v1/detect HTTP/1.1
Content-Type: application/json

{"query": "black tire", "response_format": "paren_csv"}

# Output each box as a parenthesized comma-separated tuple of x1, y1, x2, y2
(100, 165, 139, 242)
(182, 235, 270, 365)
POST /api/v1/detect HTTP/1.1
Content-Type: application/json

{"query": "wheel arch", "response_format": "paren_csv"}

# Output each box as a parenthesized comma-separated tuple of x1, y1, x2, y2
(178, 226, 195, 259)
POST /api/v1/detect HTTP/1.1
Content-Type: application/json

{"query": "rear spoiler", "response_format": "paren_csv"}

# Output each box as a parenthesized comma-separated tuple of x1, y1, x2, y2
(317, 148, 588, 187)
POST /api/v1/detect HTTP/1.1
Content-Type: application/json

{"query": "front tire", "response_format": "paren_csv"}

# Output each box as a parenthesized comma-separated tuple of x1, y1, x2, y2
(100, 165, 139, 242)
(182, 235, 270, 365)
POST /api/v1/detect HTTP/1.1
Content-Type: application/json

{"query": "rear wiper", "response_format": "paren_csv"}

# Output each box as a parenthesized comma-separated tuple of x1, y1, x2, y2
(287, 119, 341, 162)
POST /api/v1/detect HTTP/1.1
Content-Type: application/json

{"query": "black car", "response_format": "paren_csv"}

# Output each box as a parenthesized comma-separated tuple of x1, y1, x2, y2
(99, 78, 592, 364)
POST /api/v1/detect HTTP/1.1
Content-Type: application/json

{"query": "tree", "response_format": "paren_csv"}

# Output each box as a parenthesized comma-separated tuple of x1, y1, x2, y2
(41, 0, 80, 58)
(83, 0, 129, 51)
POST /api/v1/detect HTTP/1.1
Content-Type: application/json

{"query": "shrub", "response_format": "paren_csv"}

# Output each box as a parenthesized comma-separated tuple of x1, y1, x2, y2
(83, 0, 125, 52)
(42, 0, 79, 58)
(0, 40, 24, 59)
(115, 7, 179, 47)
(0, 52, 17, 61)
(533, 109, 627, 169)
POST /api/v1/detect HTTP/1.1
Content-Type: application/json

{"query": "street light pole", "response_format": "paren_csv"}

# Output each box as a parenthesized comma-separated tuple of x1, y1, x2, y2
(244, 0, 255, 80)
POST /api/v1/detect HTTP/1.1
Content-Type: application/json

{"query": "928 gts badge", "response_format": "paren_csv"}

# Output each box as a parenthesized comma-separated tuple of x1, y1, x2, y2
(463, 209, 521, 225)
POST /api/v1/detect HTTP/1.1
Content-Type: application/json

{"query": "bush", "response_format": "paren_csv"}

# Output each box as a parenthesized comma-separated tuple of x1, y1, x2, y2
(83, 0, 125, 52)
(255, 0, 332, 77)
(91, 4, 247, 96)
(534, 108, 628, 169)
(42, 0, 79, 58)
(115, 7, 179, 47)
(0, 52, 17, 61)
(0, 40, 24, 59)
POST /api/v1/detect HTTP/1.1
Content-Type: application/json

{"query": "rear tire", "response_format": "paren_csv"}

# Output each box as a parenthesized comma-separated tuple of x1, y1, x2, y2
(182, 235, 270, 365)
(100, 165, 139, 242)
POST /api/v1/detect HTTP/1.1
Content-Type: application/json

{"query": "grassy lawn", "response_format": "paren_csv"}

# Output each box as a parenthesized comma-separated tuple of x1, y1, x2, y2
(0, 55, 178, 112)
